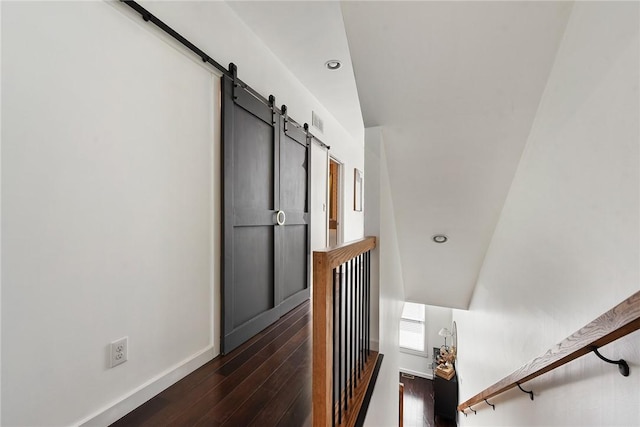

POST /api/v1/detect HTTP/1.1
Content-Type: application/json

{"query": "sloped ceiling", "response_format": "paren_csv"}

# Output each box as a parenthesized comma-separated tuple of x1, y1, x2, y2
(228, 1, 574, 309)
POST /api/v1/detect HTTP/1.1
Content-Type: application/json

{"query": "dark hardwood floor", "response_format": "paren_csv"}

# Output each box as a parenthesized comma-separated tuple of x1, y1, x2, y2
(399, 373, 457, 427)
(112, 301, 312, 427)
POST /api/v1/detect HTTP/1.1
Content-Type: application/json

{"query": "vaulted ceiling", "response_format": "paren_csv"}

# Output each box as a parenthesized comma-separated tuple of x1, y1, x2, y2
(228, 1, 574, 309)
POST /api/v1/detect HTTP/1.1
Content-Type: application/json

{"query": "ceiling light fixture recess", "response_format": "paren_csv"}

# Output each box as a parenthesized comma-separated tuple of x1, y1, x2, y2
(325, 60, 342, 70)
(432, 234, 448, 244)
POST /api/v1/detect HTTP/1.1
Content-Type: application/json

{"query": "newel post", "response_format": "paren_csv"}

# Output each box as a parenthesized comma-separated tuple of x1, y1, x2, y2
(313, 250, 333, 427)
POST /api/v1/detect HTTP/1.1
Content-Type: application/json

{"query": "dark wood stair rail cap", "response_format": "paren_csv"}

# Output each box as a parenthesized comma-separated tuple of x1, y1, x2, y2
(458, 290, 640, 414)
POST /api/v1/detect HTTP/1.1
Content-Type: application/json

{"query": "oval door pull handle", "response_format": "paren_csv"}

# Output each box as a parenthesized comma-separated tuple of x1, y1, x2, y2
(276, 210, 286, 225)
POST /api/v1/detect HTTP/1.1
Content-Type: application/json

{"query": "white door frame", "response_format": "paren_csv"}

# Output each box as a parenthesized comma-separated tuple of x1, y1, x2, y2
(310, 141, 329, 250)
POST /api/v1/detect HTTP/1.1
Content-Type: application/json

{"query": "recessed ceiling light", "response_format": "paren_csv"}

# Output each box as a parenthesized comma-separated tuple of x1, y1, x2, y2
(432, 235, 448, 244)
(325, 60, 342, 70)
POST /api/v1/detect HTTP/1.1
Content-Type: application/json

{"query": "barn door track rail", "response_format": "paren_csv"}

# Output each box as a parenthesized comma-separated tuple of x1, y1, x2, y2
(119, 0, 329, 150)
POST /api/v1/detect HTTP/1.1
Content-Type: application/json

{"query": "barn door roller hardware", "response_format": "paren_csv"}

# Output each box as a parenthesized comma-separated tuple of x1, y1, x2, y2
(120, 0, 332, 149)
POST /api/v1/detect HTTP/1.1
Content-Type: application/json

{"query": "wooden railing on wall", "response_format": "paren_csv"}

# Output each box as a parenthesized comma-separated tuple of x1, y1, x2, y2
(313, 236, 382, 427)
(458, 290, 640, 415)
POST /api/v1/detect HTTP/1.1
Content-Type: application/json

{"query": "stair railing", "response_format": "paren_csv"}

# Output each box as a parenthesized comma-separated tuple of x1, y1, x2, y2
(313, 236, 381, 427)
(458, 290, 640, 415)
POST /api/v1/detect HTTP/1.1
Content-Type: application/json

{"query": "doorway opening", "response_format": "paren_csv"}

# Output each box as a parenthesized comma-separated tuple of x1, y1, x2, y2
(328, 157, 342, 247)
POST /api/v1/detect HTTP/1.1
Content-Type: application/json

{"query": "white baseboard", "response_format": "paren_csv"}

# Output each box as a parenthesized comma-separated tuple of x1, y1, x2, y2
(76, 346, 217, 427)
(370, 339, 380, 352)
(399, 367, 433, 380)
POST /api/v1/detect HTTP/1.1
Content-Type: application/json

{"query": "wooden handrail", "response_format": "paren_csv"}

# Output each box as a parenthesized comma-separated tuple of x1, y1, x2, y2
(315, 236, 376, 270)
(313, 236, 377, 427)
(458, 290, 640, 413)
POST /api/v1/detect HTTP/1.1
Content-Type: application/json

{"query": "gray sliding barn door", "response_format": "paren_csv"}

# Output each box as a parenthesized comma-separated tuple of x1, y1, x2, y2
(276, 112, 311, 315)
(221, 75, 310, 354)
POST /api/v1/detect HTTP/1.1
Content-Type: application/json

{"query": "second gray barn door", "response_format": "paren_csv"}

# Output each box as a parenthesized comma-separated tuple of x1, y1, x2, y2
(222, 74, 310, 354)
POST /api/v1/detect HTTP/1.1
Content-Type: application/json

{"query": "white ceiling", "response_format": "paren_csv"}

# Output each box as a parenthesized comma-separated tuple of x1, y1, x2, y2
(228, 1, 574, 309)
(226, 1, 364, 140)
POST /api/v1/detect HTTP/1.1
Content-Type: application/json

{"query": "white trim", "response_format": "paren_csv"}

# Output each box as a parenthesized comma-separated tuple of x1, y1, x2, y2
(211, 75, 222, 356)
(323, 147, 330, 247)
(399, 368, 433, 380)
(76, 346, 217, 427)
(399, 347, 429, 358)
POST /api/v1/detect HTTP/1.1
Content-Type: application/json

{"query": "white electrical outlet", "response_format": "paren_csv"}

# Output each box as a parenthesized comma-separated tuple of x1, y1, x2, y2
(110, 337, 128, 368)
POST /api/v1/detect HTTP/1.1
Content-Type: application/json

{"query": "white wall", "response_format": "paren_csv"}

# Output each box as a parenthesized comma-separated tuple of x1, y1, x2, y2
(138, 0, 365, 243)
(311, 142, 329, 252)
(1, 1, 364, 425)
(2, 3, 218, 425)
(364, 128, 382, 350)
(399, 304, 452, 379)
(454, 2, 639, 426)
(364, 127, 405, 427)
(0, 3, 4, 419)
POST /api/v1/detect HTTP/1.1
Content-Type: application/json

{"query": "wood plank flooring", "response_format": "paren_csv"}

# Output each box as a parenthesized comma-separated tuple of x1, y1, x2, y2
(399, 373, 457, 427)
(111, 301, 312, 427)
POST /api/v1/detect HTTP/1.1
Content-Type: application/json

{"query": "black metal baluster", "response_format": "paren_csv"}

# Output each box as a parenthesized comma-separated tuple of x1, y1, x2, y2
(360, 254, 367, 372)
(354, 256, 358, 381)
(364, 250, 368, 359)
(367, 250, 371, 356)
(344, 260, 348, 413)
(332, 268, 337, 427)
(362, 254, 365, 370)
(360, 254, 364, 374)
(338, 263, 343, 425)
(363, 252, 367, 362)
(357, 254, 361, 379)
(360, 254, 367, 371)
(345, 258, 350, 402)
(347, 258, 352, 401)
(362, 253, 366, 365)
(351, 258, 357, 389)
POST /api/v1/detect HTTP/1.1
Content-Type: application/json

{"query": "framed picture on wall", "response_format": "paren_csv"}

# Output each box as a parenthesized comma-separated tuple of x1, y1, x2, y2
(354, 168, 363, 211)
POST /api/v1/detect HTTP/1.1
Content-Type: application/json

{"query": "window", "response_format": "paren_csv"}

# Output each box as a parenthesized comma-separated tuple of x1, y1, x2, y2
(399, 302, 426, 353)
